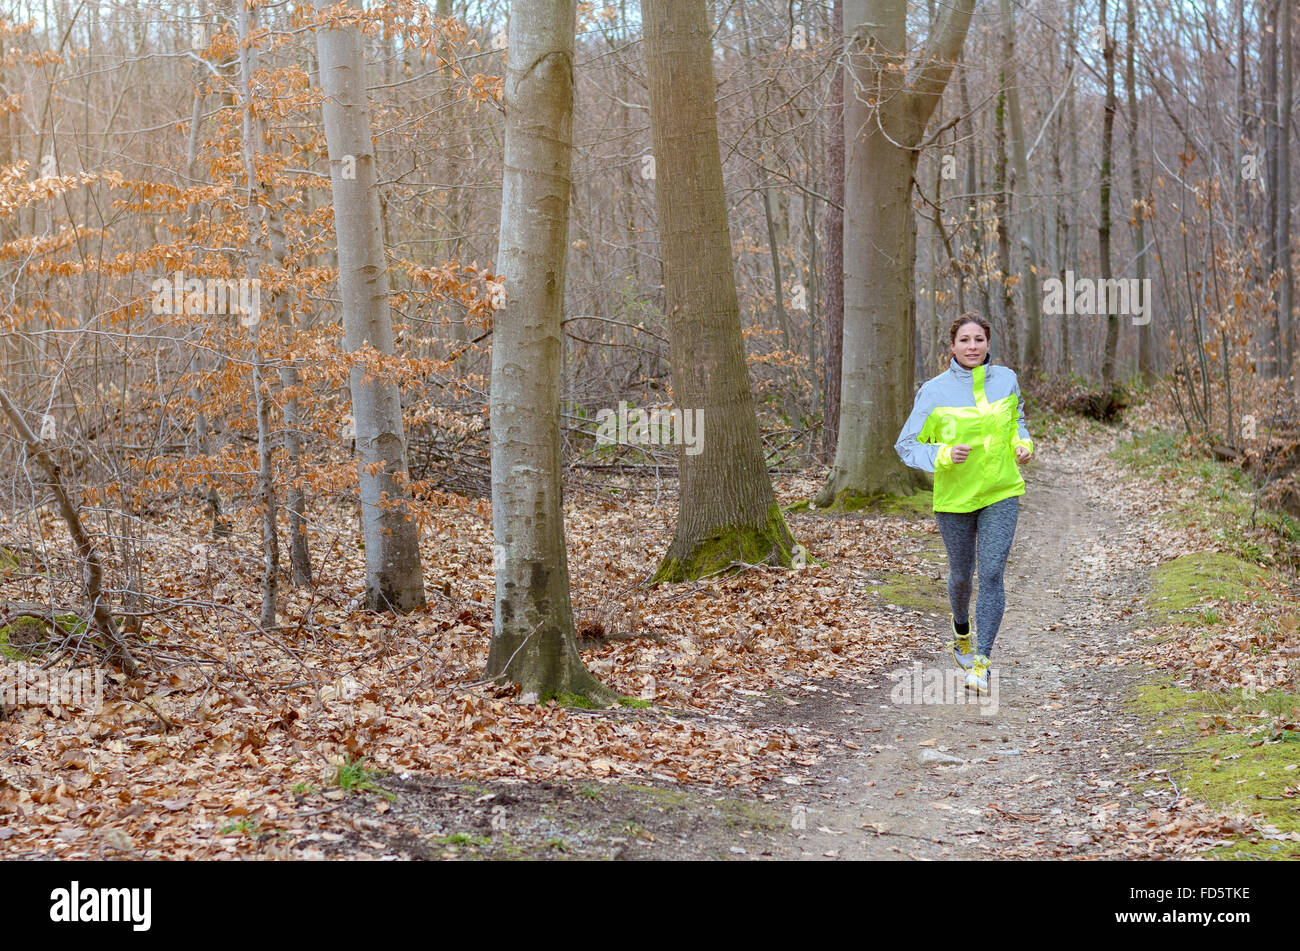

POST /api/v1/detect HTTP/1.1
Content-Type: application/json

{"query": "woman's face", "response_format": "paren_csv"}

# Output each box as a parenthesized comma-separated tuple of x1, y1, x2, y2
(951, 322, 989, 369)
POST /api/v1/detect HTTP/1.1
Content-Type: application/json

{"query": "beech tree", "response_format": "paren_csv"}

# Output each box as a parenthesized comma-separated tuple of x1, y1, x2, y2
(642, 0, 798, 582)
(317, 0, 426, 613)
(1099, 0, 1120, 387)
(815, 0, 976, 507)
(482, 0, 612, 703)
(823, 0, 845, 460)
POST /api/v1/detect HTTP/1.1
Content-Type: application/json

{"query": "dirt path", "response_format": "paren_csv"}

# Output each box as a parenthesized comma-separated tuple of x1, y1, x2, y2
(308, 440, 1186, 861)
(746, 443, 1161, 859)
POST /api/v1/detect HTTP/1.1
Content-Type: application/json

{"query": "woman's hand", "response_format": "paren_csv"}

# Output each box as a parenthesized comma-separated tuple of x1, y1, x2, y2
(1015, 444, 1033, 464)
(950, 444, 971, 464)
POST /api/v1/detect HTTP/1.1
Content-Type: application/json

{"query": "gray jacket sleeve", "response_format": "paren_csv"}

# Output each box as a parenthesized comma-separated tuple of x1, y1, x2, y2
(895, 383, 940, 473)
(1009, 373, 1033, 448)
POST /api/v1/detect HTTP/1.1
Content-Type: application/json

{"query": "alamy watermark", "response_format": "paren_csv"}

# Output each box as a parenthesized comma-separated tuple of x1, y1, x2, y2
(1042, 270, 1151, 326)
(150, 271, 262, 327)
(50, 881, 151, 931)
(594, 401, 704, 456)
(2, 663, 104, 712)
(886, 661, 998, 715)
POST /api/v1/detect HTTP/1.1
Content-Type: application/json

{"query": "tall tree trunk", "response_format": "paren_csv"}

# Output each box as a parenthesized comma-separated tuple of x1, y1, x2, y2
(239, 0, 279, 630)
(816, 0, 977, 507)
(1062, 0, 1078, 376)
(642, 0, 797, 582)
(822, 0, 845, 462)
(1099, 0, 1120, 386)
(482, 0, 611, 703)
(318, 0, 427, 613)
(1235, 0, 1252, 242)
(999, 0, 1041, 373)
(1278, 0, 1293, 377)
(1126, 0, 1153, 382)
(1261, 0, 1281, 376)
(993, 67, 1017, 364)
(960, 65, 991, 323)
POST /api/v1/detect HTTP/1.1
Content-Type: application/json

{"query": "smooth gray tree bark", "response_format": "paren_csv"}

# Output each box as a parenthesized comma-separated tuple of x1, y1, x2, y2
(816, 0, 976, 507)
(318, 0, 426, 613)
(482, 0, 611, 703)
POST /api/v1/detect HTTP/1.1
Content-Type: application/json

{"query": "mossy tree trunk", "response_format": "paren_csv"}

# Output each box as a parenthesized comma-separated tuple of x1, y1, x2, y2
(642, 0, 797, 583)
(815, 0, 976, 508)
(482, 0, 612, 704)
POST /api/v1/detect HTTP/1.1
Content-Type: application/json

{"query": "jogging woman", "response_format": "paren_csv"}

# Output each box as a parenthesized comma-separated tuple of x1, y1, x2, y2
(893, 314, 1034, 694)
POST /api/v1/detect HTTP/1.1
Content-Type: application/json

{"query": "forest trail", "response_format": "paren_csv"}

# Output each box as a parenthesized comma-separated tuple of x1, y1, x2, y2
(309, 440, 1206, 861)
(750, 444, 1162, 859)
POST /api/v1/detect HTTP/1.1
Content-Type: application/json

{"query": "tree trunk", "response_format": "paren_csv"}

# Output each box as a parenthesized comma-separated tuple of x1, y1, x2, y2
(318, 0, 427, 613)
(993, 70, 1017, 364)
(822, 0, 845, 462)
(1126, 0, 1153, 382)
(482, 0, 611, 703)
(239, 0, 279, 630)
(999, 0, 1041, 373)
(816, 0, 976, 507)
(1278, 0, 1293, 377)
(642, 0, 797, 582)
(1099, 0, 1120, 386)
(1062, 0, 1078, 376)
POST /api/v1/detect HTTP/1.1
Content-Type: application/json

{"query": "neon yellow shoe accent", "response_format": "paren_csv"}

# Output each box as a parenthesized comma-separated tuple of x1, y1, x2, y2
(948, 615, 975, 670)
(964, 654, 991, 694)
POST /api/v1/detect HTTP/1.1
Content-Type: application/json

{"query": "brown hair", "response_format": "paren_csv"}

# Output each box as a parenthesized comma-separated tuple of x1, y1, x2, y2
(945, 312, 991, 368)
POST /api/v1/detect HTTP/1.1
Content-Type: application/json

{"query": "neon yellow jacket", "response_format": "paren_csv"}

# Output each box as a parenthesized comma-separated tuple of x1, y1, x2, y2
(894, 356, 1034, 513)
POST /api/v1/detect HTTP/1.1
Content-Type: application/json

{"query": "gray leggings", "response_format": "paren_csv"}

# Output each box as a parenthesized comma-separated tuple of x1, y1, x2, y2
(934, 495, 1019, 657)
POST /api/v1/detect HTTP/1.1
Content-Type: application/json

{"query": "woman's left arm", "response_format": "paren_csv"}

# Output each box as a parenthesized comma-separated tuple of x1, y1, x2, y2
(1010, 373, 1034, 461)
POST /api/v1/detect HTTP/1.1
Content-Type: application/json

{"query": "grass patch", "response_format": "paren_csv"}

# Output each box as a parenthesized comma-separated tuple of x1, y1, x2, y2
(330, 754, 396, 801)
(617, 696, 651, 709)
(875, 572, 949, 614)
(871, 531, 948, 614)
(1148, 552, 1271, 624)
(433, 832, 491, 849)
(1127, 679, 1300, 859)
(219, 817, 261, 836)
(1112, 427, 1300, 568)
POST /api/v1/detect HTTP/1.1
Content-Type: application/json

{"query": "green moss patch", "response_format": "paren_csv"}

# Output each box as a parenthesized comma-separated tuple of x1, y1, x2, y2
(875, 572, 949, 614)
(869, 532, 949, 614)
(0, 614, 84, 659)
(788, 490, 934, 517)
(1148, 553, 1271, 623)
(651, 504, 797, 583)
(620, 783, 785, 832)
(550, 692, 599, 709)
(812, 488, 933, 517)
(876, 490, 934, 518)
(1127, 679, 1300, 859)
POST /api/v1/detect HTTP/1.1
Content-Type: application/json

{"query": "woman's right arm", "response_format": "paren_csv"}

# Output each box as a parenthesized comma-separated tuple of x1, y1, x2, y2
(894, 383, 952, 473)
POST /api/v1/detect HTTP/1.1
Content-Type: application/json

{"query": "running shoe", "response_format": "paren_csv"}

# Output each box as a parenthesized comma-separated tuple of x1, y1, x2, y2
(948, 615, 975, 670)
(964, 654, 991, 694)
